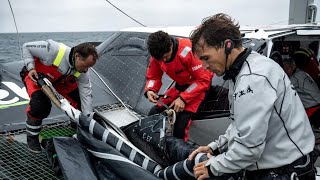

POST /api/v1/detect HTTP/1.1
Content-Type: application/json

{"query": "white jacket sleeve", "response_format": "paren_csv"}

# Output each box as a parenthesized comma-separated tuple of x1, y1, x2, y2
(22, 40, 59, 70)
(77, 71, 93, 116)
(207, 124, 232, 153)
(205, 75, 277, 176)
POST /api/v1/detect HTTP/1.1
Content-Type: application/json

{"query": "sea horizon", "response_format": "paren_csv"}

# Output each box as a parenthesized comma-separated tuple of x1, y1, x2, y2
(0, 30, 116, 34)
(0, 31, 114, 64)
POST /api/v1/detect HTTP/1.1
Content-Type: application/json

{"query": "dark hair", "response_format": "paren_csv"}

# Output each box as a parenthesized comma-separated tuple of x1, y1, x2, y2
(74, 42, 98, 60)
(282, 57, 296, 68)
(292, 48, 313, 69)
(190, 13, 241, 53)
(147, 31, 172, 60)
(270, 51, 283, 68)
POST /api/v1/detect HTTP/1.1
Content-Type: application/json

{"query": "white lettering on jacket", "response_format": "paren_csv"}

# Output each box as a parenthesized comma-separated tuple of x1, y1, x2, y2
(192, 64, 202, 71)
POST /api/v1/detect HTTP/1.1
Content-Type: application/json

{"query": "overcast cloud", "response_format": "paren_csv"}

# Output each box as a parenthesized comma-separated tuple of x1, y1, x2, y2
(1, 0, 290, 33)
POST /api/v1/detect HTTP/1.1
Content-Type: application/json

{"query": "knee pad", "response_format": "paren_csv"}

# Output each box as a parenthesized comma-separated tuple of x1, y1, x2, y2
(28, 90, 52, 119)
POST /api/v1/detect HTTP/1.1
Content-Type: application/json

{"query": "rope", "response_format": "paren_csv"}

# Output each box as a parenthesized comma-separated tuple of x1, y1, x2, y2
(105, 0, 147, 27)
(7, 0, 23, 61)
(90, 67, 140, 120)
(165, 109, 176, 125)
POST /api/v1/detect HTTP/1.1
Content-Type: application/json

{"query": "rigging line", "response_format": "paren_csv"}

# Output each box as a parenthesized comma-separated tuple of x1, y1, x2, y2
(105, 0, 147, 27)
(90, 67, 140, 121)
(268, 18, 295, 25)
(7, 0, 23, 61)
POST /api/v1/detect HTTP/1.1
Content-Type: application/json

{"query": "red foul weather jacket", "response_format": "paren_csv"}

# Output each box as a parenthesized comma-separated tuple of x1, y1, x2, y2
(144, 37, 213, 113)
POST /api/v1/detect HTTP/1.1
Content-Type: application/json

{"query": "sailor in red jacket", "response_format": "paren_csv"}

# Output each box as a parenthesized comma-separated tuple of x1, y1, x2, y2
(144, 31, 213, 141)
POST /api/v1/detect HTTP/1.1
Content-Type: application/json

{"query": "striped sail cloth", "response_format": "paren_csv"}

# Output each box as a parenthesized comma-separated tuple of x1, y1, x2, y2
(78, 114, 162, 175)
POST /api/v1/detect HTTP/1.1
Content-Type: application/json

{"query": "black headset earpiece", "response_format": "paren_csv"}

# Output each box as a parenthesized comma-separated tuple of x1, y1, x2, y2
(224, 40, 234, 55)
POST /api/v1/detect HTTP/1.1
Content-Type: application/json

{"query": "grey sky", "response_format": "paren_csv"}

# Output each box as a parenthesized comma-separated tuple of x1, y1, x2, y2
(1, 0, 290, 33)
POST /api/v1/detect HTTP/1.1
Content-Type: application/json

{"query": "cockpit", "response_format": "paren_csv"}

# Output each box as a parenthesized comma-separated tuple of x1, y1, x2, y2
(271, 40, 319, 60)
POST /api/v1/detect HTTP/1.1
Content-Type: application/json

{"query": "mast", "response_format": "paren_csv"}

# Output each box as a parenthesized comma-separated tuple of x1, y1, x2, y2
(289, 0, 319, 24)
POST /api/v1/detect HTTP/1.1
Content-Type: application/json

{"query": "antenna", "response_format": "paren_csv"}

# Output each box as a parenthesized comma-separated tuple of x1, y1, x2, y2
(7, 0, 23, 61)
(105, 0, 147, 27)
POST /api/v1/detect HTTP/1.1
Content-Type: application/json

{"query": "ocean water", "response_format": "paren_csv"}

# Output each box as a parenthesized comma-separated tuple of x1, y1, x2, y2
(0, 31, 114, 64)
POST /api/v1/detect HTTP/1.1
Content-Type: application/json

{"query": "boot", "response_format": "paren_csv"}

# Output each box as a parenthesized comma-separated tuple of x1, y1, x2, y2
(26, 116, 42, 153)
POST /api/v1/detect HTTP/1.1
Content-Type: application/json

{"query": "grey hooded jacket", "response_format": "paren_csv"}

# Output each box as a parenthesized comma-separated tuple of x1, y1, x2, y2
(23, 39, 93, 115)
(290, 68, 320, 108)
(206, 51, 315, 176)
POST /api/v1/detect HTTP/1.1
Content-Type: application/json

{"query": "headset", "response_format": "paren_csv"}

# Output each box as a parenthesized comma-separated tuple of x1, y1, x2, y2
(224, 40, 234, 55)
(223, 38, 252, 82)
(223, 39, 234, 80)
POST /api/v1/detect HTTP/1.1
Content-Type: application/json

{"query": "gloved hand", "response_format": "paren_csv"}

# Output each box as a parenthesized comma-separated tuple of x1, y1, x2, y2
(60, 98, 81, 123)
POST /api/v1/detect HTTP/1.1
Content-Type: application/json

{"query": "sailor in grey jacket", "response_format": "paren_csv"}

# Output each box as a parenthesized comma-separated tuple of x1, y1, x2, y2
(205, 50, 314, 175)
(23, 39, 95, 116)
(22, 39, 98, 153)
(283, 57, 320, 128)
(189, 13, 315, 180)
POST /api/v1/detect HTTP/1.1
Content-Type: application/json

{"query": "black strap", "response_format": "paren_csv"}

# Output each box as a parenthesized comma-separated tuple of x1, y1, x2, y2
(175, 83, 190, 92)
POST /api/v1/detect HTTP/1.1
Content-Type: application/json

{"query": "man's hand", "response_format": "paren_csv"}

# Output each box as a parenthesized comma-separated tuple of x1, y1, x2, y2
(28, 69, 38, 83)
(193, 160, 210, 180)
(169, 97, 185, 112)
(188, 146, 213, 160)
(147, 91, 159, 103)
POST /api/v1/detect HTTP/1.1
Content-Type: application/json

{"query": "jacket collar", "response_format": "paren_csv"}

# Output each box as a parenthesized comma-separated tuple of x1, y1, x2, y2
(68, 47, 75, 68)
(165, 37, 179, 63)
(223, 48, 252, 82)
